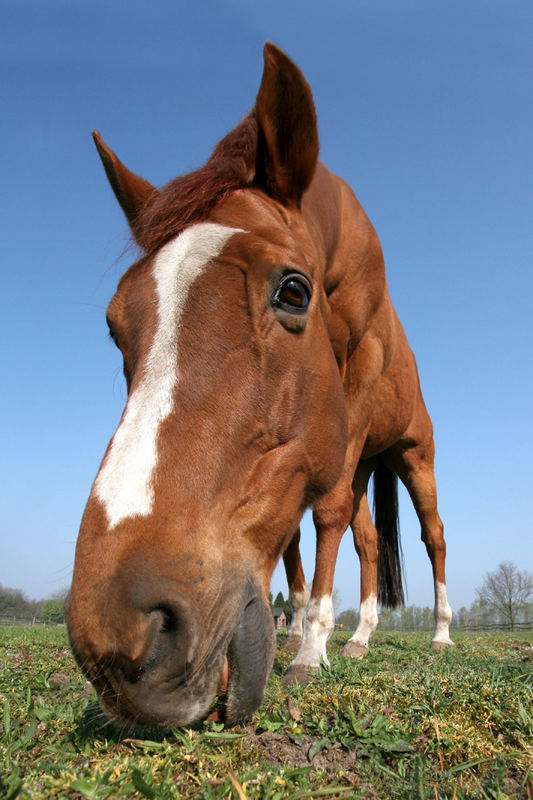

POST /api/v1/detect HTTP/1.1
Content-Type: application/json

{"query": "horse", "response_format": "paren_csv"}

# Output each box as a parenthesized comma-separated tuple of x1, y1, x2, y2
(66, 43, 453, 729)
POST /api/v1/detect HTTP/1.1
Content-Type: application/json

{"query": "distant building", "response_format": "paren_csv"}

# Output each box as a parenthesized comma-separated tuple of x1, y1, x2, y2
(272, 607, 287, 630)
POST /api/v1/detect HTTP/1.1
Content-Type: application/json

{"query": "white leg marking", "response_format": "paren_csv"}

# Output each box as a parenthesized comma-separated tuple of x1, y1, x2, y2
(291, 594, 334, 668)
(346, 592, 378, 648)
(94, 223, 242, 529)
(432, 580, 454, 645)
(287, 586, 310, 638)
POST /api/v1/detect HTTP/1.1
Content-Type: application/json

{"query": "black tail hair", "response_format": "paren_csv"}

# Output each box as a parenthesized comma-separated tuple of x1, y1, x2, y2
(373, 462, 405, 608)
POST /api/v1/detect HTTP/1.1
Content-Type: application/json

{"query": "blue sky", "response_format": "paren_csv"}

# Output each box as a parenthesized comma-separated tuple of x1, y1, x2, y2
(2, 0, 532, 613)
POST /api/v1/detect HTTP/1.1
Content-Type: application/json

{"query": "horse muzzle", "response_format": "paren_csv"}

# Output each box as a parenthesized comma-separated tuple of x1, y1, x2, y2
(67, 581, 275, 729)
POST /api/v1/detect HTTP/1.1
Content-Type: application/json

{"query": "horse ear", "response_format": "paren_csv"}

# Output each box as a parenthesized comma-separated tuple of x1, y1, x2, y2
(92, 131, 156, 240)
(254, 43, 319, 207)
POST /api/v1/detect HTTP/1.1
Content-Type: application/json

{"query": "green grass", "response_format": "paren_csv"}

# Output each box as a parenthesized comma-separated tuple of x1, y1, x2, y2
(1, 627, 531, 799)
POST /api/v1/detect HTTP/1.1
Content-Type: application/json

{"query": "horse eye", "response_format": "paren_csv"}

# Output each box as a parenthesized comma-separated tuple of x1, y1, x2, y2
(107, 325, 120, 349)
(273, 274, 312, 314)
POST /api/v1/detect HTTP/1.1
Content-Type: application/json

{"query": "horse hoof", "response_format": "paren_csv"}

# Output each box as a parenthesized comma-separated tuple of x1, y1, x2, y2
(281, 635, 302, 653)
(430, 639, 454, 651)
(282, 664, 316, 688)
(339, 642, 369, 660)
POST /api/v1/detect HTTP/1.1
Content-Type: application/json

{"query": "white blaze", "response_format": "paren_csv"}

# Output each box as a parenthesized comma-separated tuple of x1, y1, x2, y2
(94, 223, 241, 529)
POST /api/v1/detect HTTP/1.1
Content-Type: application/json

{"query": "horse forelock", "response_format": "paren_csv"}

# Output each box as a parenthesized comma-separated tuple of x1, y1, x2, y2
(133, 115, 259, 255)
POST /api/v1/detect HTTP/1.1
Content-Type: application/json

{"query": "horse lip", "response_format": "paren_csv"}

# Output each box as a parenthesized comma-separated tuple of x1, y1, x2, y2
(220, 593, 276, 725)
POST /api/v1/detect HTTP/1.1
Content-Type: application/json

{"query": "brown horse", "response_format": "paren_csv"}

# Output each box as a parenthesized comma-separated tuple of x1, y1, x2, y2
(66, 43, 453, 728)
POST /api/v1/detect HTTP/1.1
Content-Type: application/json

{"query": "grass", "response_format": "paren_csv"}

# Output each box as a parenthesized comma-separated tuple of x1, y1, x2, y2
(1, 626, 531, 799)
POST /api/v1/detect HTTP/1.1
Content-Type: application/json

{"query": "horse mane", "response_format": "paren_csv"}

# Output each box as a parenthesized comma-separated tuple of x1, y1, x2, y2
(134, 114, 259, 254)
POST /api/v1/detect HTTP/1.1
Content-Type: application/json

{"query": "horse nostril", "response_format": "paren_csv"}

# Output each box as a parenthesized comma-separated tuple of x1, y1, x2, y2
(106, 601, 194, 688)
(150, 604, 180, 634)
(142, 598, 198, 669)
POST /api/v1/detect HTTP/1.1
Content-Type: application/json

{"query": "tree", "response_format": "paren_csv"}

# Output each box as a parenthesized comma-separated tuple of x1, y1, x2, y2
(41, 588, 69, 624)
(0, 584, 42, 620)
(273, 591, 285, 609)
(379, 607, 400, 630)
(456, 606, 470, 629)
(41, 598, 66, 623)
(467, 597, 493, 629)
(475, 562, 533, 630)
(336, 608, 358, 630)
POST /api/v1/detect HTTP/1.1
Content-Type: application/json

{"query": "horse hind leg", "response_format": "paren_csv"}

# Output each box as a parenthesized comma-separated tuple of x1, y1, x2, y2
(340, 459, 379, 659)
(340, 494, 378, 658)
(281, 527, 310, 652)
(386, 432, 454, 650)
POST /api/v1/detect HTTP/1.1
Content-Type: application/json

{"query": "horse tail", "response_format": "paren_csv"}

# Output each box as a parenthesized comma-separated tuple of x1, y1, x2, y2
(373, 462, 405, 608)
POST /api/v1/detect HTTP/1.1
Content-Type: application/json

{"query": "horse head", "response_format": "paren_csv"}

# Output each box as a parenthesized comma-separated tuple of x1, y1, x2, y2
(67, 44, 387, 727)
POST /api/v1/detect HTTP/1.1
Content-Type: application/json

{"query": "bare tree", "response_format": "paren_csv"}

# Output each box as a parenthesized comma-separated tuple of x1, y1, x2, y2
(475, 562, 533, 630)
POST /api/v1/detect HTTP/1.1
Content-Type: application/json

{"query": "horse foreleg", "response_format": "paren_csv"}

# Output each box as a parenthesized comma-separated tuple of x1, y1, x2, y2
(284, 478, 353, 684)
(281, 527, 309, 651)
(387, 433, 454, 650)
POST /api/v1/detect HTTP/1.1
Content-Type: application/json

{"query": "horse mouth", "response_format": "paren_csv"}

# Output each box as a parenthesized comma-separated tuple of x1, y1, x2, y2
(207, 656, 231, 723)
(98, 651, 230, 730)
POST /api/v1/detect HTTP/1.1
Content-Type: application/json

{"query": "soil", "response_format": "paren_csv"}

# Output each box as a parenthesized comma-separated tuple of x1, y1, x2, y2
(240, 728, 359, 782)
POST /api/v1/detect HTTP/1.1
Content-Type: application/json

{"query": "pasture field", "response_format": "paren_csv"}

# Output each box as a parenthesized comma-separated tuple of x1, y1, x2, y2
(1, 626, 531, 799)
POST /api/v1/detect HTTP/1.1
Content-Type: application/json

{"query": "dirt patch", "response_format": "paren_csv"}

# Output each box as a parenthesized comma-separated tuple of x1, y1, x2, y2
(48, 671, 71, 687)
(240, 729, 358, 782)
